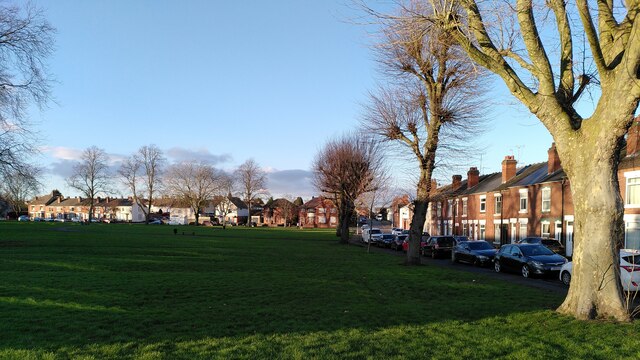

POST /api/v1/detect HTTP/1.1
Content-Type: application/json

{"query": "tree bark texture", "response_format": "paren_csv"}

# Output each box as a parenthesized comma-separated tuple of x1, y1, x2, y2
(556, 139, 628, 321)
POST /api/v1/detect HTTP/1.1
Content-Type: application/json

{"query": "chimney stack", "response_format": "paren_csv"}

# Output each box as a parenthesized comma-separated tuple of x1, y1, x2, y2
(452, 175, 462, 190)
(467, 167, 480, 188)
(502, 156, 517, 183)
(627, 117, 640, 155)
(548, 143, 562, 174)
(429, 179, 438, 194)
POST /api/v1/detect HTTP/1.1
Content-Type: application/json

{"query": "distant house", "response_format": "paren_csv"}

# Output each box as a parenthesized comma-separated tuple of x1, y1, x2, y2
(262, 198, 297, 226)
(299, 196, 337, 228)
(104, 198, 145, 223)
(151, 197, 194, 225)
(28, 190, 63, 219)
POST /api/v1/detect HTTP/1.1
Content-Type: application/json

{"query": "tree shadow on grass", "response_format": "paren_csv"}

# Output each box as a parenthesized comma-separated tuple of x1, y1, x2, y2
(0, 227, 565, 357)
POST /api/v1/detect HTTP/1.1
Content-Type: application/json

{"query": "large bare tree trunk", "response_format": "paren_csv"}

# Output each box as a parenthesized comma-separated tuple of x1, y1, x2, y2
(556, 138, 629, 321)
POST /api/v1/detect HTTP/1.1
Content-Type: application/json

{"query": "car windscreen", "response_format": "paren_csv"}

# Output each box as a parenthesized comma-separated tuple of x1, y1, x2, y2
(520, 245, 555, 256)
(541, 239, 559, 246)
(524, 238, 542, 244)
(468, 241, 494, 250)
(436, 237, 455, 246)
(370, 229, 382, 234)
(622, 254, 640, 265)
(397, 235, 408, 240)
(382, 234, 394, 239)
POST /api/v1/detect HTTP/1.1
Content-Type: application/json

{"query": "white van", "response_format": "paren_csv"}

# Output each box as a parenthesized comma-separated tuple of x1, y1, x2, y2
(362, 228, 383, 244)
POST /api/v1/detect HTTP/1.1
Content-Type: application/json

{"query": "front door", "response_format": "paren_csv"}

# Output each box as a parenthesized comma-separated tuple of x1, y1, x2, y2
(566, 221, 574, 257)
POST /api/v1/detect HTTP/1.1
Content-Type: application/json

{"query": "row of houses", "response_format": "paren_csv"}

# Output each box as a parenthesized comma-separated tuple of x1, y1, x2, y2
(390, 128, 640, 255)
(26, 191, 336, 227)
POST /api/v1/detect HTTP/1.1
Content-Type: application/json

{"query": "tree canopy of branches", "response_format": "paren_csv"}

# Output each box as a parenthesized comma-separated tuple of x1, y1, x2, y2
(427, 0, 640, 320)
(235, 159, 267, 225)
(362, 1, 486, 264)
(0, 3, 54, 180)
(212, 172, 235, 229)
(312, 134, 383, 243)
(1, 165, 40, 218)
(119, 145, 165, 224)
(165, 161, 224, 225)
(66, 146, 111, 223)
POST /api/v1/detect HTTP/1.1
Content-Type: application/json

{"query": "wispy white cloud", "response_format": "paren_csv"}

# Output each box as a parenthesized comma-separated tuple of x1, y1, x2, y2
(266, 169, 315, 199)
(41, 146, 83, 161)
(167, 147, 232, 165)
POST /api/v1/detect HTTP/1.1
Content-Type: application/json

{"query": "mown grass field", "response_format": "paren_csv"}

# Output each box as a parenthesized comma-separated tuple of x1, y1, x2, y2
(1, 222, 639, 359)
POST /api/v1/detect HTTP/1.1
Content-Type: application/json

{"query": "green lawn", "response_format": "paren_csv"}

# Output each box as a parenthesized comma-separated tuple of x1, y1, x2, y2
(0, 222, 638, 359)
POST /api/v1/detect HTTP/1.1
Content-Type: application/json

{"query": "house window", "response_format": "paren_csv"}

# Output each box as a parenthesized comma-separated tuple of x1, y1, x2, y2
(480, 195, 486, 213)
(494, 195, 502, 215)
(519, 223, 527, 240)
(462, 198, 468, 216)
(541, 222, 551, 237)
(437, 202, 442, 217)
(519, 190, 528, 212)
(447, 200, 452, 218)
(541, 187, 551, 212)
(330, 216, 336, 224)
(318, 216, 326, 224)
(462, 223, 468, 236)
(625, 222, 640, 250)
(627, 177, 640, 206)
(479, 224, 486, 240)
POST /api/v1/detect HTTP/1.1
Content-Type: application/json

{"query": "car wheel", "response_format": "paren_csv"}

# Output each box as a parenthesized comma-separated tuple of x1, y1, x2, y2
(451, 253, 457, 263)
(494, 261, 501, 273)
(521, 264, 530, 278)
(473, 258, 480, 267)
(431, 250, 437, 259)
(561, 271, 571, 286)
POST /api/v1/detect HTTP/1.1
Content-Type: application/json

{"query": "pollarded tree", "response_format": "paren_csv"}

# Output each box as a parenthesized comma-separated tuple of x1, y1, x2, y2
(67, 146, 111, 223)
(312, 134, 384, 244)
(430, 0, 640, 320)
(119, 145, 165, 224)
(361, 1, 486, 264)
(165, 161, 224, 226)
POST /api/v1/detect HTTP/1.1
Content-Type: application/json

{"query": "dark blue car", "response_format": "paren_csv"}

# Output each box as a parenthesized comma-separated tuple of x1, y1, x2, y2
(494, 244, 567, 278)
(451, 241, 497, 266)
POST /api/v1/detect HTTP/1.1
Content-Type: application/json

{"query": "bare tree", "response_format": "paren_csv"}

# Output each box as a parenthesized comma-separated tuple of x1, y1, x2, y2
(361, 1, 486, 264)
(119, 145, 165, 224)
(165, 161, 224, 225)
(213, 172, 236, 229)
(1, 166, 40, 218)
(426, 0, 640, 321)
(312, 134, 383, 244)
(235, 159, 267, 226)
(67, 146, 111, 223)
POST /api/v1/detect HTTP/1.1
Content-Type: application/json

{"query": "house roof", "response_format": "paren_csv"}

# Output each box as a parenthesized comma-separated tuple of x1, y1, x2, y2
(29, 190, 63, 206)
(301, 196, 334, 209)
(494, 162, 549, 191)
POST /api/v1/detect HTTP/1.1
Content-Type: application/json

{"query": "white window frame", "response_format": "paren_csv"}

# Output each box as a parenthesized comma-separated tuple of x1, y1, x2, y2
(494, 193, 502, 215)
(479, 195, 487, 213)
(625, 171, 640, 208)
(462, 198, 468, 217)
(479, 224, 486, 240)
(447, 200, 453, 218)
(541, 221, 551, 238)
(519, 189, 528, 213)
(541, 187, 551, 213)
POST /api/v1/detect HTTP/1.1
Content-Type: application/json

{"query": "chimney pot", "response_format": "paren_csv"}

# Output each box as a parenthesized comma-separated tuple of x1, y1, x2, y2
(452, 175, 462, 190)
(627, 117, 640, 156)
(502, 156, 517, 183)
(467, 167, 480, 188)
(548, 142, 562, 174)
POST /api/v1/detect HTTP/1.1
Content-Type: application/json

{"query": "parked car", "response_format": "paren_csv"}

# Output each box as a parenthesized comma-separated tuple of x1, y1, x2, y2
(494, 244, 567, 278)
(18, 215, 30, 222)
(379, 234, 396, 247)
(402, 236, 427, 252)
(391, 227, 404, 236)
(148, 219, 162, 225)
(517, 237, 565, 255)
(452, 240, 498, 266)
(559, 249, 640, 290)
(392, 234, 407, 251)
(454, 236, 470, 244)
(362, 228, 383, 244)
(422, 236, 456, 258)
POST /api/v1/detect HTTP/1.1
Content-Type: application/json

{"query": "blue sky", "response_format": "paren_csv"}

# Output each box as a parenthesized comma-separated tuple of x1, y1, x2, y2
(30, 0, 554, 200)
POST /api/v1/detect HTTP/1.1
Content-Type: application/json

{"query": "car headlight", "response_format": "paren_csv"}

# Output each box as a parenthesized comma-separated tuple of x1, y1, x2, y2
(531, 261, 544, 268)
(477, 255, 488, 260)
